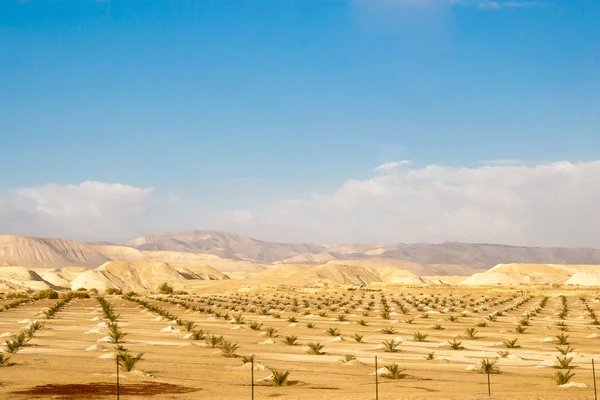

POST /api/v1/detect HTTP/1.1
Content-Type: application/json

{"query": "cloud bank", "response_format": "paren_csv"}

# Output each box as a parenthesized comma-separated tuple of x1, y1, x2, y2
(0, 181, 155, 241)
(1, 160, 599, 248)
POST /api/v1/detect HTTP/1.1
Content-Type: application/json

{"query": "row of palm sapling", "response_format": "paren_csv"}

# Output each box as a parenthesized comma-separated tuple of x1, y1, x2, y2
(1, 320, 45, 367)
(125, 293, 305, 386)
(140, 290, 597, 387)
(96, 296, 143, 372)
(43, 293, 77, 319)
(123, 295, 243, 359)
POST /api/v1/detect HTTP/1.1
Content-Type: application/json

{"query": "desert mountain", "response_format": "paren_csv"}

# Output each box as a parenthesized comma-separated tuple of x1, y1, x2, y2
(0, 235, 267, 273)
(0, 235, 111, 269)
(4, 232, 600, 276)
(125, 230, 600, 269)
(124, 230, 326, 262)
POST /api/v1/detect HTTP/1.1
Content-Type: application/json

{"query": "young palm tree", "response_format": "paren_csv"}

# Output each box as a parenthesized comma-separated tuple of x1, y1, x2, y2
(206, 335, 224, 348)
(556, 334, 570, 345)
(326, 327, 341, 336)
(382, 339, 400, 353)
(556, 345, 575, 355)
(448, 339, 464, 350)
(189, 330, 206, 340)
(220, 340, 240, 358)
(464, 328, 478, 339)
(241, 354, 255, 364)
(354, 333, 364, 343)
(554, 356, 576, 369)
(340, 354, 357, 363)
(0, 353, 11, 367)
(503, 338, 520, 348)
(183, 320, 196, 332)
(479, 358, 500, 374)
(424, 352, 435, 360)
(381, 327, 396, 335)
(305, 322, 316, 329)
(249, 321, 263, 331)
(270, 370, 291, 386)
(554, 370, 575, 385)
(283, 335, 298, 346)
(381, 363, 406, 379)
(265, 327, 278, 338)
(118, 351, 144, 372)
(515, 325, 528, 334)
(413, 331, 428, 342)
(307, 342, 325, 355)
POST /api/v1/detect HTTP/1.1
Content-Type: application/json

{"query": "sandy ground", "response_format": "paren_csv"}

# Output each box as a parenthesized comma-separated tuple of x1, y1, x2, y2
(1, 287, 600, 399)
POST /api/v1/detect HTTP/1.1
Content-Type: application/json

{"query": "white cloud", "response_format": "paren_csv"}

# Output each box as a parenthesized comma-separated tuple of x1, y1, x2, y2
(223, 209, 255, 225)
(477, 1, 537, 9)
(374, 160, 413, 171)
(478, 159, 523, 166)
(0, 181, 156, 241)
(354, 0, 538, 10)
(3, 161, 600, 249)
(255, 161, 600, 247)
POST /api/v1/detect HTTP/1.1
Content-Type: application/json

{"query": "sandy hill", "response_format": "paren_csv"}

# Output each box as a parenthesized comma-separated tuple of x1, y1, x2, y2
(460, 263, 600, 286)
(0, 235, 111, 269)
(138, 251, 267, 273)
(247, 263, 429, 287)
(325, 259, 478, 276)
(0, 265, 54, 291)
(70, 261, 229, 291)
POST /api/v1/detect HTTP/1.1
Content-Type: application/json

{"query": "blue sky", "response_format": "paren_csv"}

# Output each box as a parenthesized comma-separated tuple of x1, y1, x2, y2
(1, 0, 599, 245)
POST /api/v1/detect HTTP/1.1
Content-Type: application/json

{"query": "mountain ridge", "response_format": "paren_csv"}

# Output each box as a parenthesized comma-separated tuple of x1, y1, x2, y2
(3, 231, 600, 271)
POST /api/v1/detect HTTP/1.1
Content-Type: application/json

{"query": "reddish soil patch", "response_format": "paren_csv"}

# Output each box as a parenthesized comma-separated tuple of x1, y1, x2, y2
(12, 381, 200, 399)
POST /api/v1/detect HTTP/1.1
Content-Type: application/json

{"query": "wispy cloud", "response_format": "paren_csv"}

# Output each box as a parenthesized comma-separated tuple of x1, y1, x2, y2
(354, 0, 539, 10)
(374, 160, 413, 171)
(478, 159, 523, 166)
(477, 1, 538, 10)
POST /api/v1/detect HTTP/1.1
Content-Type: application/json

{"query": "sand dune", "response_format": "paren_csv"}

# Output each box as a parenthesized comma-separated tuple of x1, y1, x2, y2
(70, 261, 229, 291)
(0, 266, 53, 291)
(325, 258, 478, 276)
(460, 263, 600, 286)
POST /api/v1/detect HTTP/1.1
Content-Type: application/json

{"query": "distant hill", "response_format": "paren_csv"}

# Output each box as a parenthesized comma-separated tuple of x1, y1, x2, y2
(125, 230, 600, 269)
(3, 231, 600, 273)
(0, 234, 266, 273)
(124, 230, 326, 262)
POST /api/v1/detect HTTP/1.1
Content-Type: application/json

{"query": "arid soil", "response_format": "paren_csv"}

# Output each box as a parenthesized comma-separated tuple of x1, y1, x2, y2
(1, 286, 600, 399)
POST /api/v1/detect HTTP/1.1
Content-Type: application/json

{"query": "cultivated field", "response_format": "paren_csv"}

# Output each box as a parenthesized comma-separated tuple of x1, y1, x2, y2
(1, 286, 600, 399)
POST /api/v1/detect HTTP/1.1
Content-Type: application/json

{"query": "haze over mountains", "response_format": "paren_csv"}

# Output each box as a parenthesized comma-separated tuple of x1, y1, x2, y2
(124, 230, 600, 269)
(2, 230, 600, 271)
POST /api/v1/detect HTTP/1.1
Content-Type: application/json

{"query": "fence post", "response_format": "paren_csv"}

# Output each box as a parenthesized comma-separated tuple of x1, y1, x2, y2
(487, 371, 491, 397)
(116, 353, 120, 400)
(251, 358, 255, 400)
(375, 355, 379, 400)
(593, 359, 597, 400)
